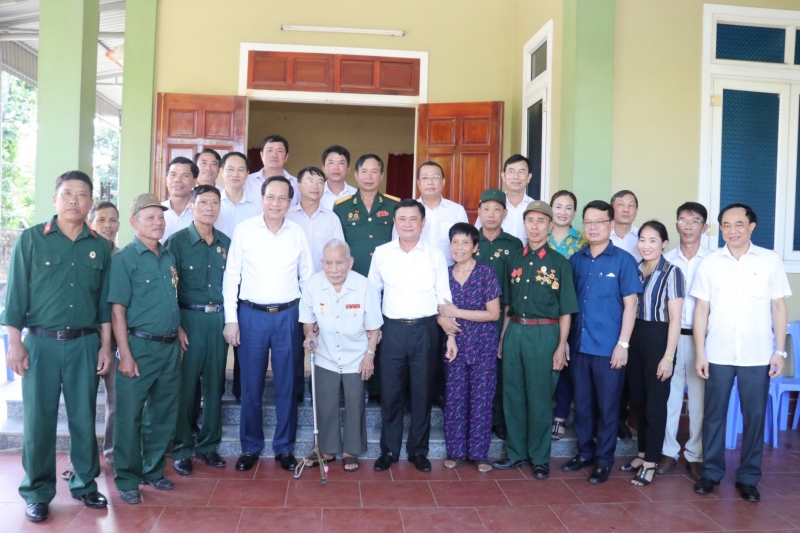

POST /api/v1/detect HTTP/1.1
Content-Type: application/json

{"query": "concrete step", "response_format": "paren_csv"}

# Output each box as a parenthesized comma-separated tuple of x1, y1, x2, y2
(0, 417, 639, 459)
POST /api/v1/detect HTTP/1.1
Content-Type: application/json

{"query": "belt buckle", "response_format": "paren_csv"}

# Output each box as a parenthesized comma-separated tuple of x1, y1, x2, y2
(401, 319, 414, 325)
(267, 305, 280, 314)
(56, 330, 69, 341)
(205, 305, 218, 313)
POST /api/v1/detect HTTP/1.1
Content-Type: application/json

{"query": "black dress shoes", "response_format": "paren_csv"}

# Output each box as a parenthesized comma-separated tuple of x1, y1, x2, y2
(374, 454, 398, 471)
(694, 477, 720, 495)
(561, 454, 593, 472)
(119, 490, 142, 504)
(368, 394, 381, 404)
(588, 464, 610, 484)
(492, 425, 507, 440)
(173, 458, 193, 475)
(236, 452, 259, 471)
(141, 477, 174, 490)
(408, 455, 431, 472)
(197, 451, 227, 468)
(72, 491, 108, 509)
(276, 453, 298, 471)
(25, 503, 48, 522)
(532, 464, 550, 479)
(618, 422, 633, 440)
(492, 458, 531, 470)
(735, 482, 761, 502)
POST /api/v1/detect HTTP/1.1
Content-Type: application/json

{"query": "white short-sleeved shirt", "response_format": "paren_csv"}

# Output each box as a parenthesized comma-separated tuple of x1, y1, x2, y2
(214, 187, 262, 240)
(287, 204, 345, 273)
(160, 199, 194, 243)
(663, 245, 712, 329)
(245, 168, 300, 208)
(610, 224, 642, 262)
(691, 243, 792, 366)
(475, 193, 533, 243)
(299, 271, 384, 373)
(391, 197, 468, 266)
(367, 239, 452, 319)
(320, 181, 357, 212)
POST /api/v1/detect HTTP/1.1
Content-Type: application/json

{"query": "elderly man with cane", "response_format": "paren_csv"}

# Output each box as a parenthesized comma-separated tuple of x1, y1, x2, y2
(299, 239, 383, 473)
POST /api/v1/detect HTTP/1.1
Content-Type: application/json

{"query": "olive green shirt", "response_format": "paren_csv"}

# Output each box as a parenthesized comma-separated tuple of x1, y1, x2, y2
(164, 223, 230, 306)
(475, 228, 524, 327)
(108, 237, 180, 336)
(334, 190, 399, 276)
(0, 216, 111, 331)
(502, 244, 579, 320)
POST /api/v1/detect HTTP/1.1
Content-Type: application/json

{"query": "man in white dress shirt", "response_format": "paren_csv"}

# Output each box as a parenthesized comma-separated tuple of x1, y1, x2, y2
(475, 154, 535, 242)
(194, 148, 221, 187)
(160, 157, 198, 243)
(368, 199, 457, 473)
(320, 145, 357, 211)
(244, 135, 299, 207)
(222, 176, 313, 473)
(660, 202, 712, 480)
(692, 203, 791, 503)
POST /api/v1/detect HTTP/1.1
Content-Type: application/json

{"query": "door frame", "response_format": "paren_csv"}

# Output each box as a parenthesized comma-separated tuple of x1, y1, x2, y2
(238, 43, 428, 196)
(521, 20, 553, 201)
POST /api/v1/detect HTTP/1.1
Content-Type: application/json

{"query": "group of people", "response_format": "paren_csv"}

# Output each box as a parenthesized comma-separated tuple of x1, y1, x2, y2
(1, 134, 792, 524)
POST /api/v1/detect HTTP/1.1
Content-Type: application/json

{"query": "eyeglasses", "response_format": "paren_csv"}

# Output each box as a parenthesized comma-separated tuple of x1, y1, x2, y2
(418, 175, 442, 182)
(263, 195, 290, 204)
(583, 219, 610, 227)
(678, 219, 704, 227)
(504, 169, 529, 175)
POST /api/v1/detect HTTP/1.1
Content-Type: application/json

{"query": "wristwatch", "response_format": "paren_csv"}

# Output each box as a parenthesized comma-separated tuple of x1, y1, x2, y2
(617, 341, 630, 349)
(775, 350, 788, 359)
(366, 349, 376, 356)
(664, 355, 675, 363)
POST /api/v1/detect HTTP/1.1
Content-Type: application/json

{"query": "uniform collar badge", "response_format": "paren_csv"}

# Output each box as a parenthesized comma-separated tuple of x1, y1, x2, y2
(537, 247, 547, 259)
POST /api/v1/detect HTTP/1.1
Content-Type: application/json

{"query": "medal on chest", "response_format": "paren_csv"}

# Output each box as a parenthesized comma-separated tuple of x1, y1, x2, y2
(170, 266, 179, 297)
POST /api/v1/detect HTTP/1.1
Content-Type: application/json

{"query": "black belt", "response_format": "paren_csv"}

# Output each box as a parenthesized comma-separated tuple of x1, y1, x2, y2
(179, 303, 223, 313)
(239, 298, 299, 314)
(27, 327, 97, 341)
(127, 328, 178, 344)
(681, 328, 693, 336)
(384, 315, 437, 326)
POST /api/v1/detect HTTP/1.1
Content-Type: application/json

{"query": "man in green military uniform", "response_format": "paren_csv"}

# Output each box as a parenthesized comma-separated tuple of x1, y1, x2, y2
(165, 185, 230, 475)
(492, 201, 579, 480)
(334, 154, 399, 402)
(109, 193, 181, 504)
(1, 171, 112, 522)
(473, 189, 523, 441)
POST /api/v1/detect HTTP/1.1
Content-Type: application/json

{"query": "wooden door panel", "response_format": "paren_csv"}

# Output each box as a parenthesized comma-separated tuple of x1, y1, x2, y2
(248, 51, 334, 91)
(153, 93, 246, 199)
(417, 102, 503, 222)
(338, 59, 376, 89)
(380, 61, 415, 91)
(293, 57, 333, 88)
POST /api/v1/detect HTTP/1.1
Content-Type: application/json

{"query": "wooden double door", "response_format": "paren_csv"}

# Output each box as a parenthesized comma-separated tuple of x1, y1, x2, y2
(153, 94, 503, 220)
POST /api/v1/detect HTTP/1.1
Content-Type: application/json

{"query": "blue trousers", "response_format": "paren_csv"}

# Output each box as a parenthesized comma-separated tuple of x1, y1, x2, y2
(238, 303, 299, 455)
(554, 369, 572, 419)
(570, 350, 626, 468)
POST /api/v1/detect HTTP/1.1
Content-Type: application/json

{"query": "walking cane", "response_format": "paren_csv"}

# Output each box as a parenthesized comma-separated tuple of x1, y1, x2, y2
(294, 341, 327, 484)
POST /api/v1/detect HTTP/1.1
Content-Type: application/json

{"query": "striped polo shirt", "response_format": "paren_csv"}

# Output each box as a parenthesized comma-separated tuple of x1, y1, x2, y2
(637, 256, 685, 322)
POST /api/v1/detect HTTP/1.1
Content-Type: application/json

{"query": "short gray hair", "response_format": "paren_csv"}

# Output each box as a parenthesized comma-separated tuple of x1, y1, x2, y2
(322, 238, 351, 259)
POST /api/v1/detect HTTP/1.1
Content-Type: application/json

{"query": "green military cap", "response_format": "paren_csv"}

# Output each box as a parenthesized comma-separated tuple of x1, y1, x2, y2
(523, 200, 553, 220)
(130, 193, 167, 217)
(480, 189, 506, 207)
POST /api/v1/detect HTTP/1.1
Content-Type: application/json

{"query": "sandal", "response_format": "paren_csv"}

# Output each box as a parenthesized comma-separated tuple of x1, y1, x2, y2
(343, 455, 359, 473)
(304, 451, 336, 467)
(620, 453, 645, 472)
(443, 457, 466, 469)
(551, 418, 566, 441)
(631, 463, 657, 486)
(61, 464, 75, 481)
(476, 460, 493, 474)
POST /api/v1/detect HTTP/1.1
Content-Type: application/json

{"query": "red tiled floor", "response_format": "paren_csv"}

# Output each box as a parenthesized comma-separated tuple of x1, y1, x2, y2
(63, 505, 165, 533)
(181, 459, 255, 479)
(285, 480, 362, 508)
(496, 479, 581, 506)
(454, 463, 526, 481)
(550, 503, 647, 532)
(314, 459, 392, 481)
(135, 476, 219, 507)
(689, 499, 796, 530)
(760, 472, 800, 498)
(400, 507, 488, 533)
(237, 507, 322, 533)
(0, 501, 84, 533)
(629, 474, 708, 501)
(208, 479, 288, 507)
(360, 481, 436, 508)
(477, 505, 568, 532)
(150, 506, 243, 533)
(390, 459, 460, 481)
(621, 501, 724, 532)
(322, 508, 404, 533)
(253, 458, 303, 480)
(429, 480, 510, 507)
(562, 477, 652, 504)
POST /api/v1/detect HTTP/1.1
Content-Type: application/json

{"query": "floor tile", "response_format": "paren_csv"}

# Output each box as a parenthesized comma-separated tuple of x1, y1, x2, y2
(0, 501, 84, 533)
(713, 478, 781, 501)
(477, 505, 567, 532)
(253, 458, 301, 480)
(429, 481, 509, 507)
(237, 507, 322, 533)
(550, 503, 647, 532)
(455, 464, 526, 481)
(760, 473, 800, 498)
(496, 479, 581, 506)
(360, 481, 436, 508)
(322, 508, 404, 533)
(135, 476, 218, 507)
(0, 474, 22, 503)
(759, 453, 800, 473)
(390, 459, 461, 481)
(400, 507, 488, 533)
(285, 480, 362, 508)
(621, 500, 724, 532)
(562, 477, 652, 504)
(150, 506, 243, 533)
(64, 505, 165, 533)
(631, 474, 709, 501)
(180, 458, 255, 479)
(314, 459, 392, 481)
(689, 499, 795, 530)
(208, 479, 288, 507)
(760, 498, 800, 527)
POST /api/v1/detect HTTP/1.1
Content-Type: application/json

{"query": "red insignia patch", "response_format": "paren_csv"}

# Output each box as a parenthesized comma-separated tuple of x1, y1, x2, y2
(537, 248, 547, 259)
(377, 210, 389, 217)
(346, 304, 361, 309)
(522, 246, 529, 257)
(43, 221, 52, 235)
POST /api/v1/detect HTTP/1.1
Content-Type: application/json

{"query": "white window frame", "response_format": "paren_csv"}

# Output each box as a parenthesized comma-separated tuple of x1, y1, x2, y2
(698, 4, 800, 271)
(521, 20, 553, 201)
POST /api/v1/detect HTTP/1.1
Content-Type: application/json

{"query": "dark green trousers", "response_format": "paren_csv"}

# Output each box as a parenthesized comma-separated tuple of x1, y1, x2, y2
(171, 310, 227, 459)
(19, 334, 100, 504)
(492, 360, 504, 427)
(502, 322, 560, 464)
(113, 336, 180, 491)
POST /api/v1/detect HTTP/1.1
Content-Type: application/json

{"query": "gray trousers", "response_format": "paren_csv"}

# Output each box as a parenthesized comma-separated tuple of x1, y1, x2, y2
(314, 365, 367, 456)
(101, 370, 116, 459)
(701, 363, 769, 486)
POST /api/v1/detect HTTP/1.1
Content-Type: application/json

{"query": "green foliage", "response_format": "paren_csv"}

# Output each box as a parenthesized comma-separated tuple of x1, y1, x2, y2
(93, 118, 120, 203)
(1, 72, 37, 230)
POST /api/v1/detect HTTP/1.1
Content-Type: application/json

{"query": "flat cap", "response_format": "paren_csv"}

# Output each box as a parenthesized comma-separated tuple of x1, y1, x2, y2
(130, 193, 167, 217)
